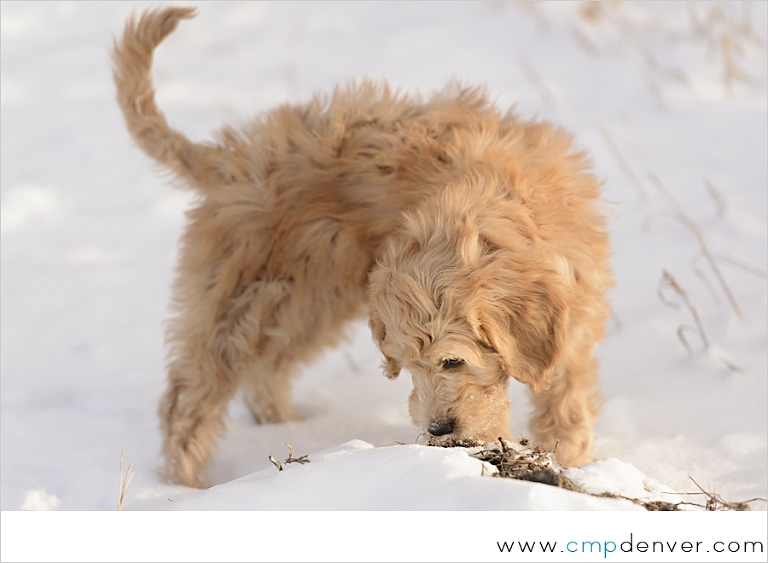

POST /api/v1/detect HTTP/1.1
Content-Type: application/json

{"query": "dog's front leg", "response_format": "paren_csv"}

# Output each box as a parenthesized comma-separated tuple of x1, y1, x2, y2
(528, 354, 600, 468)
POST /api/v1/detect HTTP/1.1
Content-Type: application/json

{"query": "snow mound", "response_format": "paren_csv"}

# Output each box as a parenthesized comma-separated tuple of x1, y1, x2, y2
(127, 441, 660, 511)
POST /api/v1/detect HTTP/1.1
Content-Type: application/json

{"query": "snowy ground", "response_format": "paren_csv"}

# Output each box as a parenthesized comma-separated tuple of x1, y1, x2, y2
(2, 0, 766, 538)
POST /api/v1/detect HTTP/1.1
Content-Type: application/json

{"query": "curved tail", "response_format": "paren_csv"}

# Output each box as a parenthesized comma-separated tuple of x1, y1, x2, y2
(111, 7, 224, 189)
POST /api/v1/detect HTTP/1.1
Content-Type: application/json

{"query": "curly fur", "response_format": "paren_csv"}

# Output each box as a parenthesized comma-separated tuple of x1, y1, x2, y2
(112, 7, 612, 488)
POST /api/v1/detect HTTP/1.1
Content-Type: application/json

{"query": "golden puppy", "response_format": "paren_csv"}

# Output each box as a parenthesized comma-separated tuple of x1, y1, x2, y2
(112, 7, 612, 488)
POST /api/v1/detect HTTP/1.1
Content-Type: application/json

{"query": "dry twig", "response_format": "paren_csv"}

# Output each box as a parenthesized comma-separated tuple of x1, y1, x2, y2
(433, 439, 763, 511)
(269, 443, 310, 472)
(268, 455, 283, 472)
(284, 442, 310, 465)
(686, 476, 764, 511)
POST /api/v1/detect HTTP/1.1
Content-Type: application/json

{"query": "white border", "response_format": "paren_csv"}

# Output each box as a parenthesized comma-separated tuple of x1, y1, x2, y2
(2, 510, 767, 562)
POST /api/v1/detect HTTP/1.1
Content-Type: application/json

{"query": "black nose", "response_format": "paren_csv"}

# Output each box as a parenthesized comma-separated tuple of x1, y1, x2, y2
(428, 418, 455, 436)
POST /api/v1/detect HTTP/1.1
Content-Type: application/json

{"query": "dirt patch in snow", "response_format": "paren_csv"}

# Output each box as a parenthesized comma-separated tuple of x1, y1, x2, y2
(430, 437, 763, 511)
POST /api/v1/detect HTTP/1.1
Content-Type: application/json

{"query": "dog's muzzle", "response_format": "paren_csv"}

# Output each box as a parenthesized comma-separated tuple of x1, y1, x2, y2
(428, 418, 455, 437)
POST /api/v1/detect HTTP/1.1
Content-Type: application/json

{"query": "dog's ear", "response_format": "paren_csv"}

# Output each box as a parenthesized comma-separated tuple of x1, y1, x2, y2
(368, 313, 401, 379)
(475, 274, 568, 393)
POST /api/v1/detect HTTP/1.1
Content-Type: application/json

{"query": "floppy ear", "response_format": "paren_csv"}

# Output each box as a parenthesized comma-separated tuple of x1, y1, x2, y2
(368, 312, 401, 380)
(477, 276, 568, 393)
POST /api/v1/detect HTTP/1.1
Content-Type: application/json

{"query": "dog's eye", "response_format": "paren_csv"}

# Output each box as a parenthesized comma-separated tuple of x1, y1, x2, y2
(442, 358, 464, 370)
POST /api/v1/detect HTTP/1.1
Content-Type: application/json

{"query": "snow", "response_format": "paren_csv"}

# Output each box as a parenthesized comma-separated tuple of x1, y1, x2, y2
(126, 438, 691, 512)
(1, 0, 766, 537)
(563, 457, 680, 503)
(129, 439, 654, 511)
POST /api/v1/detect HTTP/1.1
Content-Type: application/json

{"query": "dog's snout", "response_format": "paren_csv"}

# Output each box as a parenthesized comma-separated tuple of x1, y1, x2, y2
(428, 418, 455, 436)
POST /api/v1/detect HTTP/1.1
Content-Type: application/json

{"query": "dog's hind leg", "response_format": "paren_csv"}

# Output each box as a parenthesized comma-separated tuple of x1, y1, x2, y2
(238, 280, 313, 426)
(160, 272, 362, 487)
(159, 356, 239, 489)
(240, 280, 365, 426)
(159, 276, 301, 487)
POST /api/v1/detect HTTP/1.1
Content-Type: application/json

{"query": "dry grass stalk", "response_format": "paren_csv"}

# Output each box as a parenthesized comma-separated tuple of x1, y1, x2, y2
(715, 356, 744, 374)
(647, 171, 682, 208)
(658, 270, 709, 354)
(644, 50, 689, 85)
(517, 55, 559, 109)
(691, 252, 722, 305)
(720, 31, 749, 94)
(571, 26, 599, 56)
(648, 172, 743, 319)
(643, 51, 690, 110)
(660, 265, 744, 371)
(739, 1, 768, 50)
(644, 71, 667, 110)
(602, 476, 766, 511)
(573, 1, 630, 56)
(687, 2, 706, 35)
(703, 177, 727, 217)
(676, 211, 741, 318)
(579, 1, 604, 25)
(685, 476, 765, 511)
(716, 254, 768, 279)
(117, 449, 136, 512)
(687, 2, 764, 94)
(512, 2, 550, 32)
(664, 262, 744, 372)
(598, 127, 648, 202)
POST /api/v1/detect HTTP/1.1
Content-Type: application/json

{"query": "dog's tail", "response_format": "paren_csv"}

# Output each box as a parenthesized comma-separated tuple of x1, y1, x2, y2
(112, 7, 224, 188)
